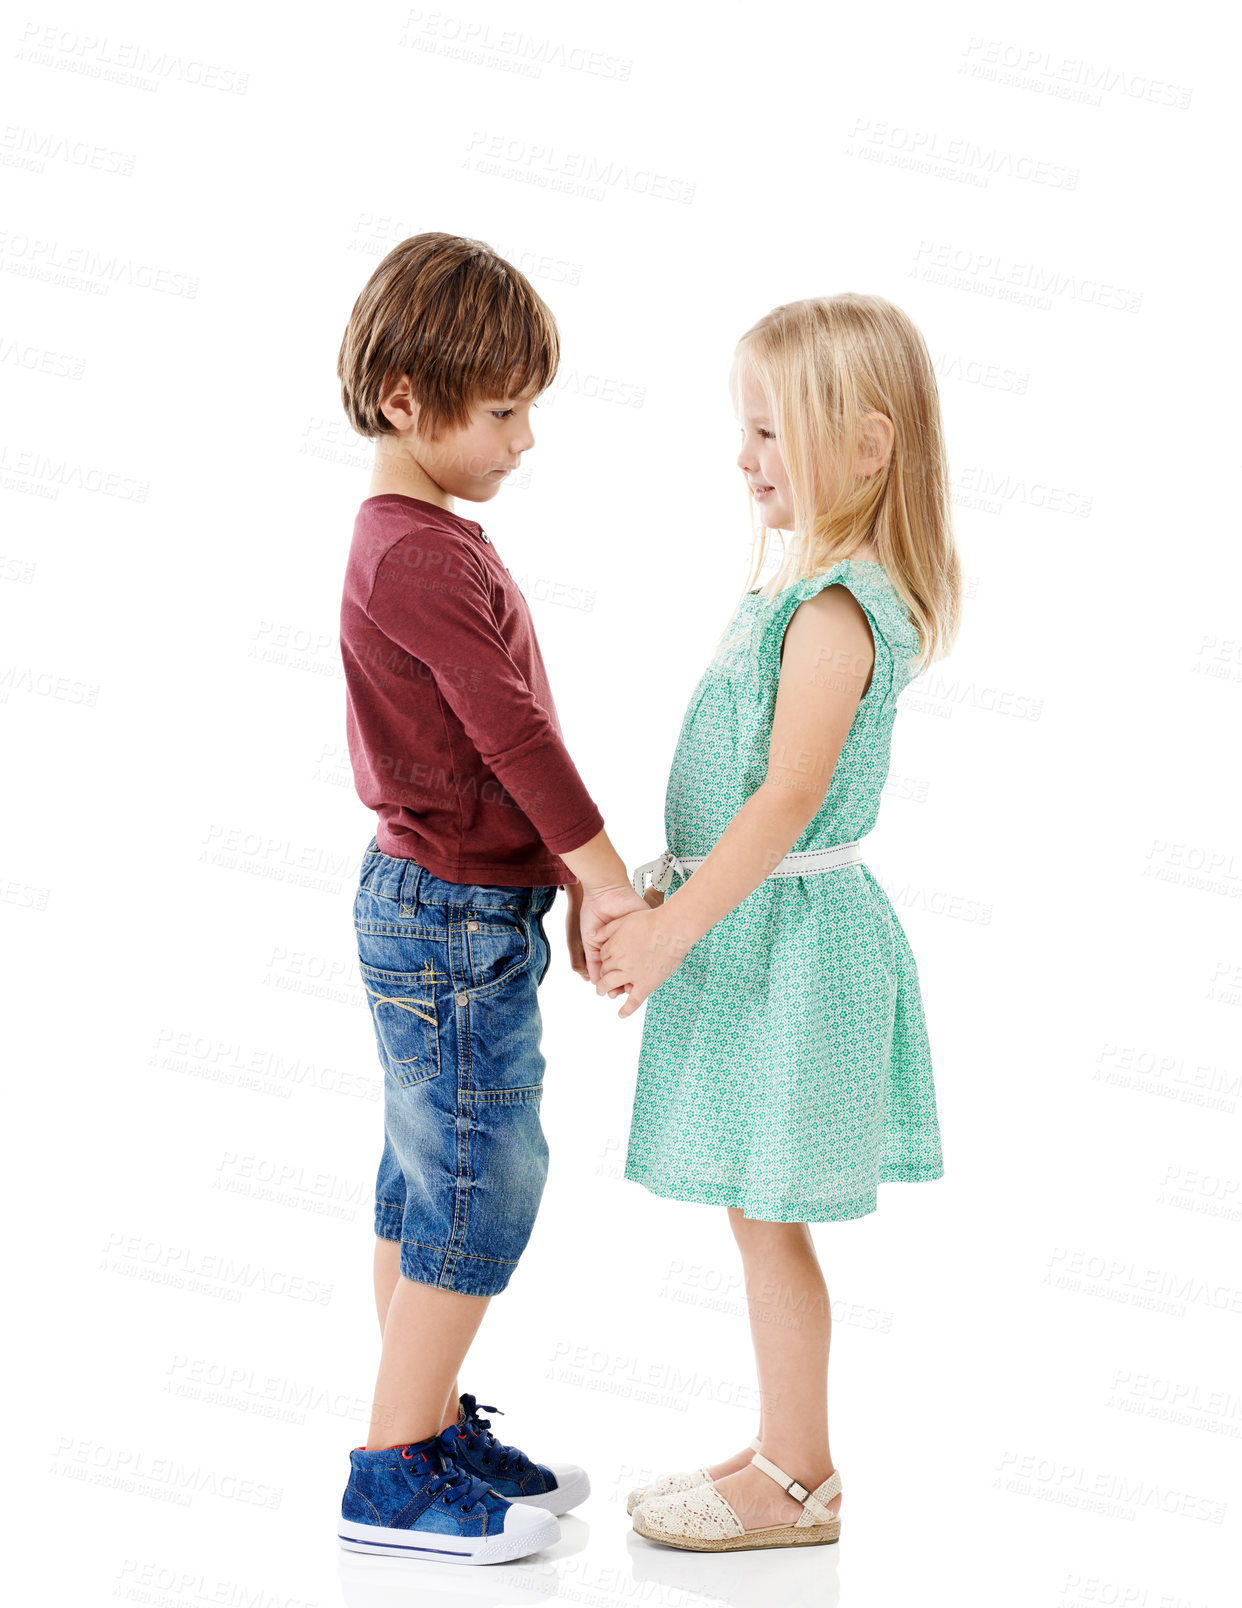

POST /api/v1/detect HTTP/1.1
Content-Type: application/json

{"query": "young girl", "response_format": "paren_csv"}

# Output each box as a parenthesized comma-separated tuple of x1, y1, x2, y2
(593, 294, 960, 1553)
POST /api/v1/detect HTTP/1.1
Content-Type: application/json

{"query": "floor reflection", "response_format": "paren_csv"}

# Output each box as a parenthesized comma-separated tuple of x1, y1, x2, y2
(626, 1524, 842, 1607)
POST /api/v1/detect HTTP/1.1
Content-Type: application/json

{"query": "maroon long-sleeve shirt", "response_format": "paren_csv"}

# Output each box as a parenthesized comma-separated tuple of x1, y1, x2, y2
(340, 494, 604, 887)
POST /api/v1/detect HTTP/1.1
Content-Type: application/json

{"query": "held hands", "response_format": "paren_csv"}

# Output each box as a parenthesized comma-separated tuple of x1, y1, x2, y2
(565, 878, 683, 1017)
(594, 893, 688, 1018)
(580, 881, 649, 988)
(564, 876, 647, 983)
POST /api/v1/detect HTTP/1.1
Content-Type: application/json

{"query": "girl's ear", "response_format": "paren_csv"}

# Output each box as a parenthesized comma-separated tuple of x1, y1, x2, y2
(857, 411, 895, 476)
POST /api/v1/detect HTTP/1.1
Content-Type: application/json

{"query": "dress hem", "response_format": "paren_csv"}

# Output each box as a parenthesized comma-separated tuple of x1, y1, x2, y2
(623, 1164, 944, 1224)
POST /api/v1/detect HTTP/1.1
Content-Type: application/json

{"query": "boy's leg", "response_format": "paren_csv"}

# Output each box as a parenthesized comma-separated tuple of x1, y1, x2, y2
(373, 1239, 465, 1435)
(356, 863, 555, 1447)
(439, 1375, 462, 1432)
(365, 1276, 489, 1450)
(373, 1235, 401, 1332)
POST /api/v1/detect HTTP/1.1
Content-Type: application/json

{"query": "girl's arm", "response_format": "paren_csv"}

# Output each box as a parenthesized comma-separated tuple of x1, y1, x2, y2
(669, 585, 874, 940)
(596, 585, 875, 1013)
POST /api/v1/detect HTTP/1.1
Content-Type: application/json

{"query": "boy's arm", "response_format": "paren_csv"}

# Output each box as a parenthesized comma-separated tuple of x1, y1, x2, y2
(564, 879, 587, 977)
(367, 534, 605, 861)
(558, 828, 648, 983)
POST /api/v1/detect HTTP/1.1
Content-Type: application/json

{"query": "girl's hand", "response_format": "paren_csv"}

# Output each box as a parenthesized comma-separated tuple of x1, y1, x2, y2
(595, 906, 690, 1018)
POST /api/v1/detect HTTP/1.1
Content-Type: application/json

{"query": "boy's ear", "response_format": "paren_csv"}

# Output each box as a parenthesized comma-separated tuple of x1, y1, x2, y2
(378, 373, 418, 435)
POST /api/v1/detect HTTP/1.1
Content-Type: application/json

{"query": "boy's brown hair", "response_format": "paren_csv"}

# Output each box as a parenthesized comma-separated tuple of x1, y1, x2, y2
(337, 233, 560, 440)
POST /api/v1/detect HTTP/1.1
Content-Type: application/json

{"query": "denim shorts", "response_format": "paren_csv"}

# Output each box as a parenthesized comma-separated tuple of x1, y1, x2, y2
(353, 836, 558, 1298)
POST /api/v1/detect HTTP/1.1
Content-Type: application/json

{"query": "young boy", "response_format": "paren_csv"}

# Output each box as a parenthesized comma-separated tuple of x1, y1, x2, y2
(334, 233, 646, 1564)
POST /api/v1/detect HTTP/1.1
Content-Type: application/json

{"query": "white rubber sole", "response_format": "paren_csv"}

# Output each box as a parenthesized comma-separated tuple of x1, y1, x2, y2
(338, 1504, 560, 1564)
(508, 1463, 590, 1516)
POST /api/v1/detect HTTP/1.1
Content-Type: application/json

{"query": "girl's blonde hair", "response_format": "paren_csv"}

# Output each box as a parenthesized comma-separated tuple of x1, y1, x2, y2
(731, 294, 961, 670)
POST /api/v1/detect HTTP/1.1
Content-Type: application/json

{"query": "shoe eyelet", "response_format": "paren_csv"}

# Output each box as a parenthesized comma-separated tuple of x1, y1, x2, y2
(401, 1449, 411, 1459)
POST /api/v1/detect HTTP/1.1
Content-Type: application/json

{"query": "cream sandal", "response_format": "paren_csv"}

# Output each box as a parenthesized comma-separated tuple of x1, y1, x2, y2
(632, 1451, 842, 1551)
(624, 1436, 761, 1516)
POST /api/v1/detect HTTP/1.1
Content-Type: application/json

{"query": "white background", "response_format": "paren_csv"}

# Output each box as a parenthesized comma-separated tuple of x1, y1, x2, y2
(4, 2, 1239, 1604)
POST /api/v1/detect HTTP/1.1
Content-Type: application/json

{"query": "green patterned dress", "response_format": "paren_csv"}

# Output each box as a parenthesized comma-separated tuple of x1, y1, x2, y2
(624, 560, 944, 1223)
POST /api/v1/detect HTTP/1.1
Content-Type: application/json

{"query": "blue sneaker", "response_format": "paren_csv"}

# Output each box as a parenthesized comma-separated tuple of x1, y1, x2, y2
(338, 1425, 560, 1564)
(451, 1394, 590, 1516)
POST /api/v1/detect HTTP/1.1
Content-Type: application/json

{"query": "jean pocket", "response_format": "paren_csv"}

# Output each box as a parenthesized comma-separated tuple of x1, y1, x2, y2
(359, 961, 442, 1087)
(464, 907, 531, 994)
(533, 910, 551, 986)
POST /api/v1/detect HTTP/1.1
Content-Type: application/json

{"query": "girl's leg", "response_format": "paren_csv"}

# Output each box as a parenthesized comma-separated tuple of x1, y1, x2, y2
(711, 1208, 840, 1529)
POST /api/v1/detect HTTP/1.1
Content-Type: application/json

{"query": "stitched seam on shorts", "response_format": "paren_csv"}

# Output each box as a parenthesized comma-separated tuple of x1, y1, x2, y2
(356, 923, 442, 942)
(401, 1239, 519, 1266)
(463, 1087, 543, 1104)
(443, 923, 471, 1287)
(440, 915, 536, 1280)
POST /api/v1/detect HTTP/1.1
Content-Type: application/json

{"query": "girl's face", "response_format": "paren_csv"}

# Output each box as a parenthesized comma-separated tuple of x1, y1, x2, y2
(734, 365, 795, 529)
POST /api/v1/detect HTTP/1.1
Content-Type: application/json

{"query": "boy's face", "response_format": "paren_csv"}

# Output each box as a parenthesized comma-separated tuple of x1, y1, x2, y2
(411, 388, 539, 503)
(733, 365, 795, 530)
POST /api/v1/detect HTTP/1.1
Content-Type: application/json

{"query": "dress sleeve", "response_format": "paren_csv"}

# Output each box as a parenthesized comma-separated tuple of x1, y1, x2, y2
(776, 569, 893, 709)
(367, 533, 605, 857)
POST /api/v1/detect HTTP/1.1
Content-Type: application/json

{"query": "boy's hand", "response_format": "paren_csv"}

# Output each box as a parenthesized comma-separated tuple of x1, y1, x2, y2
(565, 881, 589, 980)
(595, 905, 690, 1019)
(578, 882, 648, 990)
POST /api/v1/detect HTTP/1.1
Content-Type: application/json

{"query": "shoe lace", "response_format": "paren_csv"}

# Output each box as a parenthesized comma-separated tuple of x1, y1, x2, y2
(419, 1434, 491, 1514)
(458, 1393, 532, 1476)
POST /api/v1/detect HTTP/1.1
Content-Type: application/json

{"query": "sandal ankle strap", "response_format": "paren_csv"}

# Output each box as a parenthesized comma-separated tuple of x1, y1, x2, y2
(746, 1435, 761, 1452)
(751, 1452, 841, 1525)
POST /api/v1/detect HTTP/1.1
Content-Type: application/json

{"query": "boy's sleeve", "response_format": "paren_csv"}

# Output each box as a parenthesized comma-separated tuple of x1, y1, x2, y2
(367, 533, 604, 858)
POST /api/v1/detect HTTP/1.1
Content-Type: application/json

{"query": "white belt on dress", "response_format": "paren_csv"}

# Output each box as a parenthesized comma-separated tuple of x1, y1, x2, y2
(631, 841, 864, 898)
